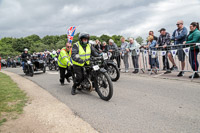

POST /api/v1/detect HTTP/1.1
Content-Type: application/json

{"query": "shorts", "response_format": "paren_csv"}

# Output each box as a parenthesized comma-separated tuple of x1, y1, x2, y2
(177, 49, 185, 62)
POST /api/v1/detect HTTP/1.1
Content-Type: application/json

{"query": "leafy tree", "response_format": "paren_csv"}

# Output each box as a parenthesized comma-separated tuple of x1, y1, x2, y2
(56, 40, 65, 49)
(135, 36, 144, 44)
(25, 34, 41, 42)
(100, 34, 111, 43)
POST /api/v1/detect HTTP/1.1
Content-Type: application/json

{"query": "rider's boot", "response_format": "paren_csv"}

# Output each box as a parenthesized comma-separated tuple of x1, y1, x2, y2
(71, 85, 77, 95)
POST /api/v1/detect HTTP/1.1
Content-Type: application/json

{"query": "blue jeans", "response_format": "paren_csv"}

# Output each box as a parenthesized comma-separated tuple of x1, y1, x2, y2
(149, 55, 159, 68)
(22, 62, 25, 70)
(189, 49, 199, 71)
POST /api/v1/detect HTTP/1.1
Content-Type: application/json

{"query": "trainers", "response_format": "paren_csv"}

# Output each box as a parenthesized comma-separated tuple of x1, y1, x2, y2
(170, 65, 178, 70)
(164, 71, 171, 74)
(177, 71, 184, 77)
(189, 72, 200, 78)
(133, 70, 139, 74)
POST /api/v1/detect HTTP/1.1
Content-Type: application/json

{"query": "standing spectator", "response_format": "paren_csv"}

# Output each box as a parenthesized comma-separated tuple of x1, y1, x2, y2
(149, 31, 158, 41)
(171, 20, 188, 77)
(95, 39, 102, 53)
(120, 37, 129, 72)
(108, 39, 121, 70)
(185, 22, 200, 78)
(156, 28, 171, 74)
(145, 35, 159, 71)
(126, 38, 140, 73)
(101, 41, 109, 53)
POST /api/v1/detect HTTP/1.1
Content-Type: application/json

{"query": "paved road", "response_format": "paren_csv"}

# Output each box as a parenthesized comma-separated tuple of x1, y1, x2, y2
(3, 67, 200, 133)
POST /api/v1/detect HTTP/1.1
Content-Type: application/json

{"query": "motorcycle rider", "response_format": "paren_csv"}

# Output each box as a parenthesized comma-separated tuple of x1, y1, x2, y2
(21, 48, 30, 71)
(58, 42, 73, 85)
(71, 33, 99, 95)
(51, 50, 57, 59)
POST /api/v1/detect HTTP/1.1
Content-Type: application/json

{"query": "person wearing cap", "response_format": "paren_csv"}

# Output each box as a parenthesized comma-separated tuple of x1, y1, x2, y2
(71, 33, 99, 95)
(171, 20, 188, 77)
(108, 39, 121, 70)
(21, 48, 31, 71)
(156, 28, 172, 74)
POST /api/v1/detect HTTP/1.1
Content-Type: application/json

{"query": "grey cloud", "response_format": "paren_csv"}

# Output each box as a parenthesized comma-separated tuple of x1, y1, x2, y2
(0, 0, 200, 39)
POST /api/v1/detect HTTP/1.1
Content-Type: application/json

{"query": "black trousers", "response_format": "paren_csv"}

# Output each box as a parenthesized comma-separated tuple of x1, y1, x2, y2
(59, 67, 72, 83)
(72, 65, 84, 88)
(111, 55, 121, 69)
(162, 55, 170, 70)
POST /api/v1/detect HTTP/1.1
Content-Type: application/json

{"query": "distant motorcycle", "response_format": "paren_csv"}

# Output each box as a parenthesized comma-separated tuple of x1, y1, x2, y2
(48, 57, 58, 71)
(100, 52, 120, 81)
(24, 55, 46, 77)
(71, 57, 113, 101)
(12, 60, 17, 68)
(24, 57, 34, 77)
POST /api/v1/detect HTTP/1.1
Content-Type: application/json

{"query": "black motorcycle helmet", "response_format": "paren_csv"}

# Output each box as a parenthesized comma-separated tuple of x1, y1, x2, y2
(79, 33, 90, 45)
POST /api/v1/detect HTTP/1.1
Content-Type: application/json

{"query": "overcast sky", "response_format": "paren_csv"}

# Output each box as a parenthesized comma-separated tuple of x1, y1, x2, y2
(0, 0, 200, 39)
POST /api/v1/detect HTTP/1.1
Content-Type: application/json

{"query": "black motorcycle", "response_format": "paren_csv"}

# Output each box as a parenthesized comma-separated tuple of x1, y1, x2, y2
(71, 57, 113, 101)
(48, 57, 58, 71)
(24, 57, 34, 77)
(11, 59, 17, 68)
(100, 52, 120, 81)
(32, 55, 46, 73)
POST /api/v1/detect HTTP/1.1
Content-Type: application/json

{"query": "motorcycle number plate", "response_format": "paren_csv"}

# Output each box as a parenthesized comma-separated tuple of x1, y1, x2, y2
(103, 53, 108, 60)
(93, 65, 100, 71)
(27, 61, 31, 64)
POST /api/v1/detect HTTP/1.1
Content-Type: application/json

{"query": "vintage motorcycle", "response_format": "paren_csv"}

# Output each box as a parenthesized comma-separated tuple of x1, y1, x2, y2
(71, 56, 113, 101)
(24, 55, 46, 77)
(23, 57, 34, 77)
(100, 52, 120, 81)
(48, 57, 58, 71)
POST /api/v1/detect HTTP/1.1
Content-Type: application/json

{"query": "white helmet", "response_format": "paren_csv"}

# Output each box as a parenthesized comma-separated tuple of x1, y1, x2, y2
(52, 51, 56, 54)
(24, 48, 28, 51)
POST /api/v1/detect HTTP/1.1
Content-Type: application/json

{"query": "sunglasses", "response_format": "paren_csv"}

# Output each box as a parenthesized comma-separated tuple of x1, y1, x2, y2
(176, 23, 182, 26)
(67, 46, 72, 48)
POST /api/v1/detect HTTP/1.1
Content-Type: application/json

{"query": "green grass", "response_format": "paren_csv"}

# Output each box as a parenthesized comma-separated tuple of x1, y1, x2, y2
(0, 72, 28, 126)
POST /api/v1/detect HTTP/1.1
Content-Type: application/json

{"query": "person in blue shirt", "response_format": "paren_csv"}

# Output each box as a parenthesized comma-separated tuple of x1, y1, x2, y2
(171, 20, 188, 77)
(145, 35, 159, 71)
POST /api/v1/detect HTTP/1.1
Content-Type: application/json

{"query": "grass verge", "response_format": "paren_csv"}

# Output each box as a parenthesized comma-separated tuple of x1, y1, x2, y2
(0, 72, 28, 126)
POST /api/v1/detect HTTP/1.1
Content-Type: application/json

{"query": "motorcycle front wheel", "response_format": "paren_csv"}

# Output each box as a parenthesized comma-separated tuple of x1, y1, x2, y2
(107, 64, 120, 81)
(96, 72, 113, 101)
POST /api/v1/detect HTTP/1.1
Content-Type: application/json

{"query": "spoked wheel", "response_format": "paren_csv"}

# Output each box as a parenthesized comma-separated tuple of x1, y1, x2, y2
(107, 64, 120, 81)
(48, 64, 52, 70)
(29, 66, 34, 77)
(96, 72, 113, 101)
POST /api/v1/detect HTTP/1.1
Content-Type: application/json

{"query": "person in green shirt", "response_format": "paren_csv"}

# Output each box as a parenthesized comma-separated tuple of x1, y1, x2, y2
(185, 22, 200, 78)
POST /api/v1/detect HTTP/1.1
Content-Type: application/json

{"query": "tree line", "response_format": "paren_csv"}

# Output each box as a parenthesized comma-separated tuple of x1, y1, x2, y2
(0, 33, 144, 58)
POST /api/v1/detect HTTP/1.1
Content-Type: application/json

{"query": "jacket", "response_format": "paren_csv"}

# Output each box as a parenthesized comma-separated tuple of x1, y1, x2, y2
(186, 28, 200, 50)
